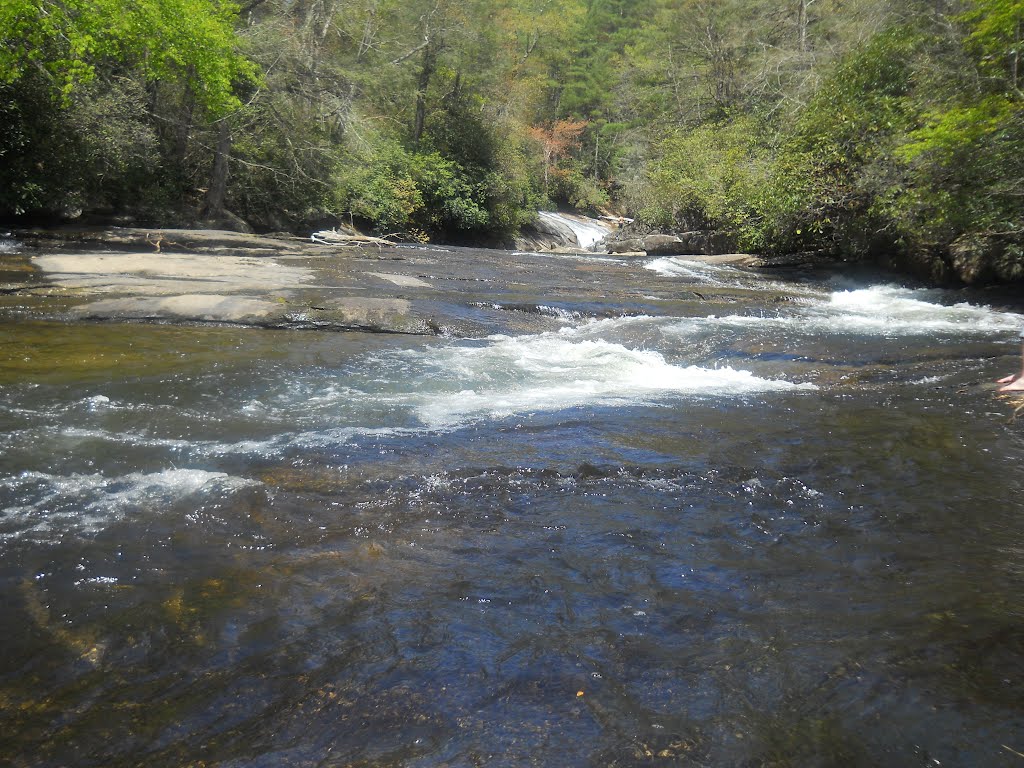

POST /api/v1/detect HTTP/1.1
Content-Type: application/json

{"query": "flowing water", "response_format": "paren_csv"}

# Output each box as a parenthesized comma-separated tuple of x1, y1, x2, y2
(536, 212, 613, 250)
(2, 245, 1024, 767)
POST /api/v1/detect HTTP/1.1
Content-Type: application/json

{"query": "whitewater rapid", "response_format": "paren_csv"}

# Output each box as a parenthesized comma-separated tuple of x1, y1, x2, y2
(4, 254, 1022, 546)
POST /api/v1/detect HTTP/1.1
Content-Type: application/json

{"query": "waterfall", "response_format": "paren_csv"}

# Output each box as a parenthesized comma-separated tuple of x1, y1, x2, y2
(537, 211, 614, 250)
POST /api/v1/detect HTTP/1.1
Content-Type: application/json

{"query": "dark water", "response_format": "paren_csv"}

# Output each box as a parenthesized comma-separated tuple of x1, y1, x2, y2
(1, 248, 1023, 767)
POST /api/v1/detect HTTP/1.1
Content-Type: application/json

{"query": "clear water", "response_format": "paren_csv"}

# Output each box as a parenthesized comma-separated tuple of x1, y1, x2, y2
(2, 250, 1023, 767)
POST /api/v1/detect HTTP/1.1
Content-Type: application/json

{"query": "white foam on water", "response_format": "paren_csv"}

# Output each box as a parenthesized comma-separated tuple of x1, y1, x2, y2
(646, 256, 744, 283)
(825, 286, 1023, 334)
(536, 251, 621, 264)
(37, 424, 292, 462)
(646, 261, 1023, 337)
(534, 305, 588, 321)
(513, 249, 619, 264)
(0, 468, 260, 541)
(395, 244, 453, 253)
(409, 332, 815, 428)
(558, 314, 672, 339)
(58, 426, 195, 451)
(173, 316, 816, 440)
(645, 256, 824, 297)
(707, 285, 1023, 337)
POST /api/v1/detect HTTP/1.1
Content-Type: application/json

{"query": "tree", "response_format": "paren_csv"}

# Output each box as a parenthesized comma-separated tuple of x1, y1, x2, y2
(959, 0, 1024, 93)
(528, 119, 587, 198)
(0, 0, 256, 114)
(0, 0, 257, 219)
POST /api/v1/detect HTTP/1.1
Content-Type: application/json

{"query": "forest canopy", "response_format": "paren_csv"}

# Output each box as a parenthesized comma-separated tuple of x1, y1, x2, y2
(2, 0, 1022, 281)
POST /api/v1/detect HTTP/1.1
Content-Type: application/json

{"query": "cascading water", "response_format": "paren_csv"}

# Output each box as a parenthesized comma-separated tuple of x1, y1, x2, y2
(537, 210, 614, 249)
(2, 246, 1023, 767)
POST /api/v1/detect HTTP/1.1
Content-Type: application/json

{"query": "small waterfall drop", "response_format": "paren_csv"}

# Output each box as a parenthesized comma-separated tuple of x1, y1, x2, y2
(537, 211, 614, 250)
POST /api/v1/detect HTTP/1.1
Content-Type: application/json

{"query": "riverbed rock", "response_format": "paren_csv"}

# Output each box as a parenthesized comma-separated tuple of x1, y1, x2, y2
(642, 234, 687, 255)
(74, 295, 281, 323)
(199, 210, 255, 234)
(16, 226, 306, 255)
(607, 238, 646, 254)
(0, 224, 873, 339)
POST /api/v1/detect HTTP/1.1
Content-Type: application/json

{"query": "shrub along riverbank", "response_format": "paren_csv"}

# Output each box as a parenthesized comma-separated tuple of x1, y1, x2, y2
(2, 0, 1022, 284)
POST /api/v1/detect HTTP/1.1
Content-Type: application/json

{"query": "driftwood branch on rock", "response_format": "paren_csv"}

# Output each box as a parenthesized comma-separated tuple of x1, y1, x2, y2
(310, 230, 396, 248)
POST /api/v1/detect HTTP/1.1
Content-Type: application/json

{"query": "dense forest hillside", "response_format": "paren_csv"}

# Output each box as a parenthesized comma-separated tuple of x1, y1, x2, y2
(2, 0, 1022, 282)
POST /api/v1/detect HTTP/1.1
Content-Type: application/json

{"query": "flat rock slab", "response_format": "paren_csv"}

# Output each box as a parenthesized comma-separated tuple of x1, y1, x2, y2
(32, 252, 312, 293)
(685, 254, 766, 267)
(18, 227, 306, 254)
(70, 294, 425, 333)
(16, 243, 431, 332)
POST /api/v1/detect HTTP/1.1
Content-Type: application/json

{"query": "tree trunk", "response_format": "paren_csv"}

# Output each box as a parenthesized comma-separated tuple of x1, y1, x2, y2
(357, 2, 378, 62)
(173, 91, 195, 169)
(1014, 19, 1021, 93)
(413, 43, 436, 146)
(797, 0, 816, 55)
(203, 120, 232, 219)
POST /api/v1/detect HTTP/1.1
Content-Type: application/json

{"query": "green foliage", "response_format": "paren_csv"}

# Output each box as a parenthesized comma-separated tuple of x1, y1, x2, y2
(560, 0, 652, 120)
(334, 139, 421, 234)
(411, 152, 489, 232)
(630, 15, 1022, 268)
(633, 118, 771, 245)
(710, 9, 1024, 274)
(333, 133, 499, 239)
(551, 167, 610, 213)
(0, 74, 159, 216)
(0, 0, 256, 220)
(887, 95, 1023, 242)
(757, 25, 925, 255)
(0, 0, 257, 115)
(958, 0, 1024, 88)
(486, 122, 548, 234)
(2, 0, 1023, 283)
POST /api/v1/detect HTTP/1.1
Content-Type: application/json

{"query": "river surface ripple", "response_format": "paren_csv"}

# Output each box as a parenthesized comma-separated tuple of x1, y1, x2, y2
(1, 247, 1023, 767)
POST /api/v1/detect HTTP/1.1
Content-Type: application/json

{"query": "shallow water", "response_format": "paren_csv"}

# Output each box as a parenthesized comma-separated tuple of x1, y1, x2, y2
(2, 249, 1024, 767)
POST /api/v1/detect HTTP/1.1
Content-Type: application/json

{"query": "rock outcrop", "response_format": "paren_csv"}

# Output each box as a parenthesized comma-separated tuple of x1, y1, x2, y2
(513, 214, 580, 252)
(602, 227, 735, 258)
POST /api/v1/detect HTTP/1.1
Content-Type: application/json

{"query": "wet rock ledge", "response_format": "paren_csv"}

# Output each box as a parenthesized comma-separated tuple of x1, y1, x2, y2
(2, 227, 460, 336)
(0, 225, 795, 337)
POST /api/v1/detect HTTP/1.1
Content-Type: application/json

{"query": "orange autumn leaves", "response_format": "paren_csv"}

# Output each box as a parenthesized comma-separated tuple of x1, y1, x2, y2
(528, 119, 588, 197)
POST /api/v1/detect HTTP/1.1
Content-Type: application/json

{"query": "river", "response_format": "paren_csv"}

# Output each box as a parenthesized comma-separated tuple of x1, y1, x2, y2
(1, 241, 1023, 766)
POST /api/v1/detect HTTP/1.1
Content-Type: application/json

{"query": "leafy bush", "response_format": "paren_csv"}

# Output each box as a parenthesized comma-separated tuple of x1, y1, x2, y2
(634, 117, 772, 242)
